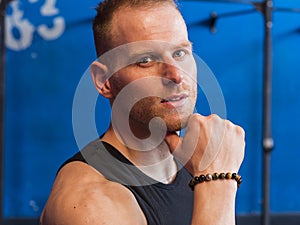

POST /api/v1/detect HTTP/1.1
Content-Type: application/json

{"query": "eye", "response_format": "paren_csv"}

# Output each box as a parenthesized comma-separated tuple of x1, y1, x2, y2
(136, 56, 155, 67)
(173, 50, 186, 59)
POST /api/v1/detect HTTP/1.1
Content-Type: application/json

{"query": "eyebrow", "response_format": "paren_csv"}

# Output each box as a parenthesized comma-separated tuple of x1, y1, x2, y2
(180, 41, 193, 48)
(128, 50, 157, 59)
(167, 41, 193, 53)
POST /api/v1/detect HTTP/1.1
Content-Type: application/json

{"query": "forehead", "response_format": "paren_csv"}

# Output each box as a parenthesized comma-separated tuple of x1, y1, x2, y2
(110, 3, 189, 47)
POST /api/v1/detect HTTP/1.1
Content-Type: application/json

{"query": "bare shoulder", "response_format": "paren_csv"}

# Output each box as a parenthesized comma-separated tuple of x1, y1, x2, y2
(40, 161, 147, 225)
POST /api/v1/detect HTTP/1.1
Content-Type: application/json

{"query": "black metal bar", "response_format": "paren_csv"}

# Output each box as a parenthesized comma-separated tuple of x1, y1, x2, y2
(216, 8, 256, 18)
(0, 0, 8, 223)
(189, 9, 257, 32)
(261, 1, 274, 225)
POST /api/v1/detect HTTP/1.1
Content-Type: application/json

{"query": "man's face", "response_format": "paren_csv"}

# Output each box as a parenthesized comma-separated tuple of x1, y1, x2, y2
(106, 4, 197, 133)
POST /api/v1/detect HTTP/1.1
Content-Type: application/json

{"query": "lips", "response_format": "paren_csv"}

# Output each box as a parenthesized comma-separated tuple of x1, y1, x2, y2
(160, 93, 189, 108)
(161, 93, 188, 103)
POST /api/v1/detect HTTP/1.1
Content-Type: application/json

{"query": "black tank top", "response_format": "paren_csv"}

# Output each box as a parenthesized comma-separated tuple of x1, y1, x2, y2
(60, 138, 194, 225)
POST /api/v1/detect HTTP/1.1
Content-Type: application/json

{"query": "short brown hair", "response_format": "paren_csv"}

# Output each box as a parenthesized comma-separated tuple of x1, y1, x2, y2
(92, 0, 179, 57)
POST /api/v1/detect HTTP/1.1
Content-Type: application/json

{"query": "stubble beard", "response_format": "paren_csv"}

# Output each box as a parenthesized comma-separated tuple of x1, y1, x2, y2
(128, 96, 194, 138)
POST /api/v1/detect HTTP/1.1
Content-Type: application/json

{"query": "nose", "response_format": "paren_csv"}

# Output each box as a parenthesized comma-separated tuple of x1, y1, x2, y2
(161, 62, 183, 86)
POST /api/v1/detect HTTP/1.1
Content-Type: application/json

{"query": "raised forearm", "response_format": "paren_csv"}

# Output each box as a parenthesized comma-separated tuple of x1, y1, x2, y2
(191, 180, 237, 225)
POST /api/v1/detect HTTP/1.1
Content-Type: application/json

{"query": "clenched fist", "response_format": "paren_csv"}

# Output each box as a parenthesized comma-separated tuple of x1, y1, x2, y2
(165, 113, 245, 176)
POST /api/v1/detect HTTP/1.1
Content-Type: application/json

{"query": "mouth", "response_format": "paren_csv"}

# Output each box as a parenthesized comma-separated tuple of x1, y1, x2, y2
(161, 93, 188, 103)
(161, 93, 189, 108)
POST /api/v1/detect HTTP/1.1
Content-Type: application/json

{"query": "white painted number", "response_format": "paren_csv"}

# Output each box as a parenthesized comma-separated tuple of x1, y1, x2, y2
(5, 0, 65, 51)
(41, 0, 58, 16)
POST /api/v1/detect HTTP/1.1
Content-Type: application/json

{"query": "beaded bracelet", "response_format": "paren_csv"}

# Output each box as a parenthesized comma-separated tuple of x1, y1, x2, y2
(189, 172, 242, 191)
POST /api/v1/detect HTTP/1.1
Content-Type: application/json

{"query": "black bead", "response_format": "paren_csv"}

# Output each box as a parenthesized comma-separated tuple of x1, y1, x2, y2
(219, 173, 226, 179)
(212, 173, 219, 180)
(199, 175, 206, 182)
(237, 178, 242, 184)
(189, 181, 195, 190)
(232, 173, 237, 179)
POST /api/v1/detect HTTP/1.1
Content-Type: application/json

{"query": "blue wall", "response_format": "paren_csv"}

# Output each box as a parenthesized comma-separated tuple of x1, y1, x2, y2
(3, 0, 300, 218)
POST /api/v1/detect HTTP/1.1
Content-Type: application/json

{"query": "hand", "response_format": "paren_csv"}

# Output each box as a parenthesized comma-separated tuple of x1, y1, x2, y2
(165, 113, 245, 175)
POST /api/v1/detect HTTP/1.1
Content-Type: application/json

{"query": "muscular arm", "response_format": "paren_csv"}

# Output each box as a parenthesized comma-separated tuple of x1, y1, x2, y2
(40, 161, 146, 225)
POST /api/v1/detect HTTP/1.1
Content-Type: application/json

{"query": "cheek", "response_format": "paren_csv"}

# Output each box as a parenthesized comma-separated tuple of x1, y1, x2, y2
(179, 56, 197, 75)
(109, 67, 146, 95)
(184, 73, 197, 94)
(109, 73, 130, 97)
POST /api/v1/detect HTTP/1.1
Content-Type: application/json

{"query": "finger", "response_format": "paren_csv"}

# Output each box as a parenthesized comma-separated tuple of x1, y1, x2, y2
(173, 115, 202, 170)
(181, 114, 202, 149)
(164, 131, 181, 153)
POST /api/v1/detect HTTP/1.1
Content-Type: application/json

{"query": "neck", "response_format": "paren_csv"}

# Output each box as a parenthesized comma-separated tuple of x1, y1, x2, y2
(102, 125, 177, 184)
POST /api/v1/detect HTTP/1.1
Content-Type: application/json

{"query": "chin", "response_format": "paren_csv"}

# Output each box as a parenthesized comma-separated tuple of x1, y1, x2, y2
(166, 117, 189, 132)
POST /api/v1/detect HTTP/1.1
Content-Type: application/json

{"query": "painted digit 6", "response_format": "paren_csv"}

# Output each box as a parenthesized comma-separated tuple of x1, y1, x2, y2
(5, 1, 34, 51)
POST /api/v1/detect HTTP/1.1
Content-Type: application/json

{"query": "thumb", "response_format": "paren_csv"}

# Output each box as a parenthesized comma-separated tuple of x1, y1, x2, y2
(164, 131, 181, 154)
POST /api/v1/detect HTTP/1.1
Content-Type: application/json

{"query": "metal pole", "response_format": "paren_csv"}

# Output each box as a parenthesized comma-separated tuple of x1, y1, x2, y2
(0, 0, 8, 223)
(262, 1, 274, 225)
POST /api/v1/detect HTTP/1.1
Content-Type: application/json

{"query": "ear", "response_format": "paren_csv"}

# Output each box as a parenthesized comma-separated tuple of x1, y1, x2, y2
(90, 61, 112, 98)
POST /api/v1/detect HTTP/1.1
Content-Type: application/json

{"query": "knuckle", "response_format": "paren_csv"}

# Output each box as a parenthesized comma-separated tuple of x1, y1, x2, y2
(207, 114, 222, 124)
(225, 119, 233, 128)
(190, 113, 203, 123)
(235, 125, 245, 137)
(208, 113, 219, 119)
(223, 120, 245, 136)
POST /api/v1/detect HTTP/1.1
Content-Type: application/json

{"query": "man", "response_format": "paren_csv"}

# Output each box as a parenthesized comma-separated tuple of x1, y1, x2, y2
(40, 0, 245, 224)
